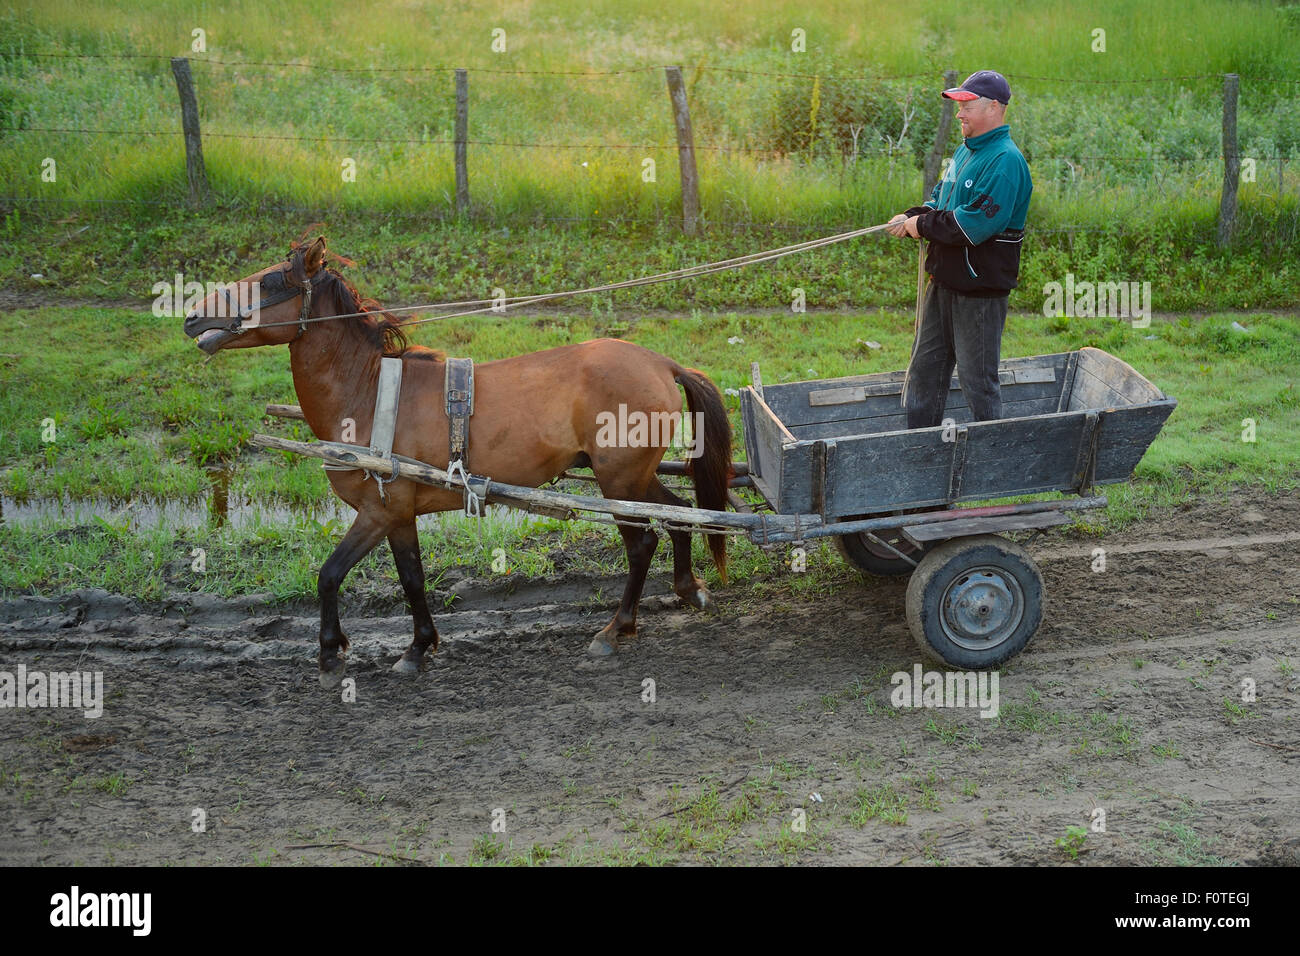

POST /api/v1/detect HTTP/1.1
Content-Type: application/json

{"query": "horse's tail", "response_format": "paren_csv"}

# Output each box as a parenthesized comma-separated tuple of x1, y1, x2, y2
(673, 365, 734, 585)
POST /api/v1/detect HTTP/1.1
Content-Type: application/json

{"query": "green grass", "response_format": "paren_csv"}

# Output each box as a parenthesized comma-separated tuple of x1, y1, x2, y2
(3, 303, 1297, 503)
(0, 260, 1297, 603)
(1, 0, 1298, 299)
(849, 782, 909, 826)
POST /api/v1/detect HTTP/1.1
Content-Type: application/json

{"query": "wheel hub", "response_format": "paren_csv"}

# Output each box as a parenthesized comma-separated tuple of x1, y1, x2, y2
(940, 566, 1024, 650)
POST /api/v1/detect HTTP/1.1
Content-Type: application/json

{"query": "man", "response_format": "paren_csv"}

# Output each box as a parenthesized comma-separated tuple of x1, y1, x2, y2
(886, 69, 1032, 429)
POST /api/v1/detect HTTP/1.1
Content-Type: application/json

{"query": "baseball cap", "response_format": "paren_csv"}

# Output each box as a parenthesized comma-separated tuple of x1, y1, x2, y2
(942, 70, 1011, 105)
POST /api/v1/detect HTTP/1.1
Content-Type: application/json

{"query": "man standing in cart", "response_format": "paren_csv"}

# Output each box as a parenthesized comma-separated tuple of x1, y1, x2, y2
(885, 70, 1032, 429)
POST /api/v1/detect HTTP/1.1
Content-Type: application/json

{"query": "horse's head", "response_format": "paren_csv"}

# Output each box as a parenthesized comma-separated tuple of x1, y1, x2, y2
(183, 236, 331, 354)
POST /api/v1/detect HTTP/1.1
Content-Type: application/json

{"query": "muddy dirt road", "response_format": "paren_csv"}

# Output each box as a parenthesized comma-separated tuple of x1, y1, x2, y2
(2, 490, 1298, 865)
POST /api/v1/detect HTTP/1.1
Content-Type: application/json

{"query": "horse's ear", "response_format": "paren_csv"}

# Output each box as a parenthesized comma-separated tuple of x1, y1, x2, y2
(304, 235, 327, 274)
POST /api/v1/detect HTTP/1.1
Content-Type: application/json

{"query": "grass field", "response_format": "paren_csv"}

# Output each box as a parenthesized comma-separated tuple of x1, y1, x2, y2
(1, 303, 1296, 600)
(1, 1, 1298, 602)
(2, 0, 1298, 234)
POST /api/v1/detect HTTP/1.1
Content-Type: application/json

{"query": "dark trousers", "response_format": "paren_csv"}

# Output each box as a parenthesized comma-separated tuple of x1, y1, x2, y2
(904, 281, 1007, 429)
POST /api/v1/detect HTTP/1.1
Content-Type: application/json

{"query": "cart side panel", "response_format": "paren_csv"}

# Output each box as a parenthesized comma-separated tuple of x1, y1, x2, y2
(740, 386, 789, 508)
(787, 390, 1060, 441)
(948, 414, 1087, 499)
(806, 413, 1083, 515)
(1066, 347, 1167, 411)
(1091, 400, 1178, 482)
(792, 428, 958, 514)
(763, 352, 1072, 432)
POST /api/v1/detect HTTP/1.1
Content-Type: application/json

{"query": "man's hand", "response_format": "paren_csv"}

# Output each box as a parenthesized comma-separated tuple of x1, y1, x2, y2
(885, 213, 921, 239)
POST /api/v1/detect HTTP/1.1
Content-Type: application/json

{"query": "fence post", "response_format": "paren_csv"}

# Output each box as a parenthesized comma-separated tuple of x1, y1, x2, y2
(923, 70, 959, 201)
(169, 57, 208, 207)
(664, 66, 700, 236)
(1216, 73, 1240, 247)
(454, 68, 470, 217)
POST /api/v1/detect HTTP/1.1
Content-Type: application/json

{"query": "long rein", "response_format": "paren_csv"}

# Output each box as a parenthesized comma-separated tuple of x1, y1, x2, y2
(247, 221, 897, 333)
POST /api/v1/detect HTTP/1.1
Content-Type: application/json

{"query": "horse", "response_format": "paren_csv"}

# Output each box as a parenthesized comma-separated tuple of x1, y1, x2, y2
(183, 236, 733, 686)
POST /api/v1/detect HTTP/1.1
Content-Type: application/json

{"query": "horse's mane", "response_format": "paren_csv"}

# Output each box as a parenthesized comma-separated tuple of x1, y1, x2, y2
(324, 269, 445, 361)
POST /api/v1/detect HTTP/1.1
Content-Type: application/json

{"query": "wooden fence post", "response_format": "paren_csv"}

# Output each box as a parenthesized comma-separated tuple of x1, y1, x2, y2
(923, 69, 959, 201)
(1216, 73, 1240, 247)
(455, 68, 470, 216)
(664, 66, 700, 236)
(169, 57, 208, 206)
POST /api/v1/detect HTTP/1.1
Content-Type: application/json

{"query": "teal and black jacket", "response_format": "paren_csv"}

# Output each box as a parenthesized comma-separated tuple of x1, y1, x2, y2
(905, 124, 1032, 296)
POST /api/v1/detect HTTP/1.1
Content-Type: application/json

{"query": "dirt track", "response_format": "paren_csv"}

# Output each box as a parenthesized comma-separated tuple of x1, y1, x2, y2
(2, 488, 1298, 865)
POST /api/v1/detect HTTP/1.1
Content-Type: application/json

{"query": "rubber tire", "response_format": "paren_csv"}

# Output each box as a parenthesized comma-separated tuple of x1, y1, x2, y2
(904, 534, 1044, 669)
(834, 518, 933, 577)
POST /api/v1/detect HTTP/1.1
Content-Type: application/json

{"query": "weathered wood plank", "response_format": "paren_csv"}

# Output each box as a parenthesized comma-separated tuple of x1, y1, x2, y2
(782, 408, 1131, 514)
(901, 509, 1071, 543)
(786, 395, 1058, 440)
(741, 386, 797, 508)
(1067, 347, 1165, 411)
(1091, 401, 1177, 480)
(250, 433, 821, 534)
(771, 353, 1071, 429)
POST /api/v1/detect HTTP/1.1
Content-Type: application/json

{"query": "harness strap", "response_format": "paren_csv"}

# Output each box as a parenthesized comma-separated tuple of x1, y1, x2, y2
(364, 357, 404, 502)
(371, 357, 404, 460)
(444, 357, 474, 473)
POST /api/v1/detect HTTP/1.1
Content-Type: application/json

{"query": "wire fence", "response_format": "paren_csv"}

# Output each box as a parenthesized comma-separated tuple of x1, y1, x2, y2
(2, 50, 1296, 241)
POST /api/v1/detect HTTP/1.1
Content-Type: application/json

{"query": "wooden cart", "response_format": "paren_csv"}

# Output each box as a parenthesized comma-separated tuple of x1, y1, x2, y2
(740, 346, 1177, 667)
(256, 346, 1175, 670)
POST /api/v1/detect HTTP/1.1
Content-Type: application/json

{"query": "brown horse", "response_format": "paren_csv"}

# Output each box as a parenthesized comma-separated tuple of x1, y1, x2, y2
(184, 237, 733, 686)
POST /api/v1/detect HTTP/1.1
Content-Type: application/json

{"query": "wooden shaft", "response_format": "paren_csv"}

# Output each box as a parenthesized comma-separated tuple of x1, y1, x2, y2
(251, 433, 817, 533)
(264, 403, 751, 477)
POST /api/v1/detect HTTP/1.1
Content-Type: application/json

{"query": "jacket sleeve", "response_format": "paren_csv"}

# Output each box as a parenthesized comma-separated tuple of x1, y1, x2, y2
(917, 161, 1027, 246)
(903, 181, 941, 218)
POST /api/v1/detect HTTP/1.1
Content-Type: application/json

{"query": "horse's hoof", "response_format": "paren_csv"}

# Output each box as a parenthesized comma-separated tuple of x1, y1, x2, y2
(688, 588, 711, 610)
(319, 660, 346, 689)
(391, 656, 421, 675)
(587, 637, 618, 657)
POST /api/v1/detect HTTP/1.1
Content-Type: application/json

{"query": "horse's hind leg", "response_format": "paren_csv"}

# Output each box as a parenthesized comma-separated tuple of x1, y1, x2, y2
(318, 510, 390, 688)
(388, 520, 440, 675)
(644, 477, 712, 610)
(588, 516, 658, 657)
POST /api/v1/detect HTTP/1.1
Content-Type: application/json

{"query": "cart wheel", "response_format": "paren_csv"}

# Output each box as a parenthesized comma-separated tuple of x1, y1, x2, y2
(835, 520, 932, 577)
(905, 534, 1044, 669)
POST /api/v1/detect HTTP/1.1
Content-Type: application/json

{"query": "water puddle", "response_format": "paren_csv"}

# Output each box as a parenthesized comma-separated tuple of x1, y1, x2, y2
(1, 466, 559, 532)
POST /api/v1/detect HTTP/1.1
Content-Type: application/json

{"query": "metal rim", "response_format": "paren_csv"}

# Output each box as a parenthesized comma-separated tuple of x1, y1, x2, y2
(939, 564, 1025, 651)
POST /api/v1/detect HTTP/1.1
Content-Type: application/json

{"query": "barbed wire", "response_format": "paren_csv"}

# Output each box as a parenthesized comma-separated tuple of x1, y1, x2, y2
(5, 127, 1293, 163)
(12, 52, 1292, 84)
(6, 196, 1292, 235)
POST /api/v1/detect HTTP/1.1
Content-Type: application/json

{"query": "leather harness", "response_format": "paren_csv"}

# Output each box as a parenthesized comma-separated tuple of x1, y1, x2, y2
(444, 357, 474, 473)
(324, 355, 479, 513)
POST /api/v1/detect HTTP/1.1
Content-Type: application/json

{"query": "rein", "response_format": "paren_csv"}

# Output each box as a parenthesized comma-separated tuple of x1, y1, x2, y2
(242, 221, 895, 334)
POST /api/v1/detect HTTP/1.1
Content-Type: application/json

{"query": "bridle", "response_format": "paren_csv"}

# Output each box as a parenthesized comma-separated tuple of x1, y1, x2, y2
(214, 247, 333, 341)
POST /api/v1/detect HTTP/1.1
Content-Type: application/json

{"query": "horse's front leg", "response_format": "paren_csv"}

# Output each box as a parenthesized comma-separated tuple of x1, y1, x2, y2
(388, 520, 440, 674)
(318, 509, 391, 687)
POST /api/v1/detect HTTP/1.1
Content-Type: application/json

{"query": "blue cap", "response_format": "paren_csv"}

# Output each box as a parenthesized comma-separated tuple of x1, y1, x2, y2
(942, 70, 1011, 105)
